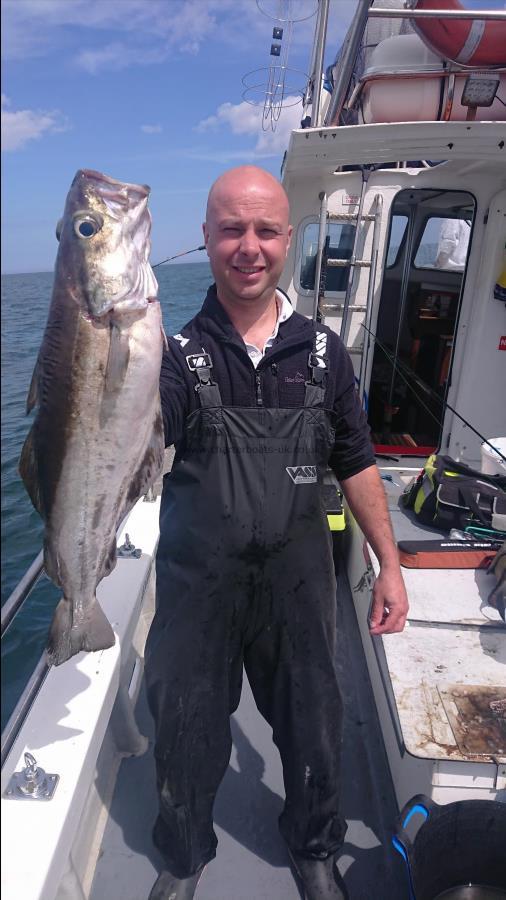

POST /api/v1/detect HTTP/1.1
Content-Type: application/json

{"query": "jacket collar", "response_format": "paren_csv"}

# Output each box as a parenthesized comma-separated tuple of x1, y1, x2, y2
(198, 284, 314, 353)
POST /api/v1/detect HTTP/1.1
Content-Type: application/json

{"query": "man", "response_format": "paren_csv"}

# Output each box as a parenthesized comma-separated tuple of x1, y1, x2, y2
(145, 166, 408, 900)
(435, 217, 471, 271)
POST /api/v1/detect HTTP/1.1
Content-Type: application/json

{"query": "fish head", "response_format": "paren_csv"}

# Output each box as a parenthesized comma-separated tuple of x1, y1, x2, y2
(55, 169, 158, 318)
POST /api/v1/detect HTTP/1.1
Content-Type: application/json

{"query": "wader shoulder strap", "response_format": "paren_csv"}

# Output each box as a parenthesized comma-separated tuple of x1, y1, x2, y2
(172, 334, 223, 407)
(305, 329, 328, 408)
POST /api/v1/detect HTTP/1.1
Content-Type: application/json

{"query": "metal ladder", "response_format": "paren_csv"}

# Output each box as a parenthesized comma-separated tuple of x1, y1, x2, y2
(311, 173, 383, 399)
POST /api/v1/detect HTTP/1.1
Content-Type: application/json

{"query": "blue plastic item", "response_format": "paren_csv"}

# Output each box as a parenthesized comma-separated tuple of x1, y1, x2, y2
(392, 794, 506, 900)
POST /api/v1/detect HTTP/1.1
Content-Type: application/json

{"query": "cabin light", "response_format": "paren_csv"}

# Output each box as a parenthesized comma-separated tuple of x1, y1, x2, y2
(461, 74, 500, 109)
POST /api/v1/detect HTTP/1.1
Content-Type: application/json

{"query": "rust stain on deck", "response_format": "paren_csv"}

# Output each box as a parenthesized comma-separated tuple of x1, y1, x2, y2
(438, 685, 506, 757)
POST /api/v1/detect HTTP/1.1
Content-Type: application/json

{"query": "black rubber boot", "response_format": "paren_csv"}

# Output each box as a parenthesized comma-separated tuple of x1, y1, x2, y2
(288, 849, 349, 900)
(147, 866, 205, 900)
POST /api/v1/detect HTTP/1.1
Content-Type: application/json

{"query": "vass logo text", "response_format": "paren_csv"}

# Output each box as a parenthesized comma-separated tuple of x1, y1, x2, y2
(286, 465, 317, 484)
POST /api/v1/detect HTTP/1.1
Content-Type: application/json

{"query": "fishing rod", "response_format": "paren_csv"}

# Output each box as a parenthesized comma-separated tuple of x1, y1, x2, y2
(153, 244, 205, 268)
(361, 322, 506, 464)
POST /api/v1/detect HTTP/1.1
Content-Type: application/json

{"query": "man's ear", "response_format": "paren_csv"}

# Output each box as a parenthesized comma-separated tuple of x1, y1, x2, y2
(202, 222, 209, 254)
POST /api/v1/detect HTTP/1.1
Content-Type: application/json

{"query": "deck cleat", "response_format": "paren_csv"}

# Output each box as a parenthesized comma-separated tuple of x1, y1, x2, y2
(4, 752, 59, 801)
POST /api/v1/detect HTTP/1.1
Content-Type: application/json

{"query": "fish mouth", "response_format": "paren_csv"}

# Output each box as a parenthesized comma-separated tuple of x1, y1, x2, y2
(72, 170, 151, 218)
(78, 169, 151, 198)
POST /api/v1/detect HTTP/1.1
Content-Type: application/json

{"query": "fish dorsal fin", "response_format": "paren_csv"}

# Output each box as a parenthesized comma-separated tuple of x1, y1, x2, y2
(19, 427, 45, 519)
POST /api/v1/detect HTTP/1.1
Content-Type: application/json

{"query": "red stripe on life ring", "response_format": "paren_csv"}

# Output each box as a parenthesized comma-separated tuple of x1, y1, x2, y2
(413, 0, 506, 67)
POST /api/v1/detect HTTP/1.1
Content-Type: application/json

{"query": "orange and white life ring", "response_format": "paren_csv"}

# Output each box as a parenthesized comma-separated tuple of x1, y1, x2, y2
(412, 0, 506, 67)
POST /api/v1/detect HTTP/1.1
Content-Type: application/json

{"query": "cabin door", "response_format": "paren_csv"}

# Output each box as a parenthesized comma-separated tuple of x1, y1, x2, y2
(367, 188, 475, 456)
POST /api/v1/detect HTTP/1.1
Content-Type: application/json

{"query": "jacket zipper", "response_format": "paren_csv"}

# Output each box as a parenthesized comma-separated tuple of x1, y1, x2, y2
(255, 372, 263, 407)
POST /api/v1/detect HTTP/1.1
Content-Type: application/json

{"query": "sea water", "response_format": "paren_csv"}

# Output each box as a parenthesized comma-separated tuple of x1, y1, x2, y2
(1, 262, 211, 729)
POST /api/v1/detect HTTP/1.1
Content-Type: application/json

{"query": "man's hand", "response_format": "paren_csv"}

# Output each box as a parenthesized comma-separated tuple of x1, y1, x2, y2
(340, 465, 410, 635)
(368, 565, 409, 635)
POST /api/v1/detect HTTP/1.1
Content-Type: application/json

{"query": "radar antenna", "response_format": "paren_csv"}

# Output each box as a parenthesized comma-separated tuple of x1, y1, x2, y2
(242, 0, 317, 131)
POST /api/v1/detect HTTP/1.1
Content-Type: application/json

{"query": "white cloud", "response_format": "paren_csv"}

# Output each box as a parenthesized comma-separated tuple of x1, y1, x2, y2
(1, 0, 355, 73)
(197, 101, 263, 136)
(1, 95, 69, 152)
(1, 0, 220, 68)
(75, 41, 168, 74)
(195, 96, 303, 157)
(141, 124, 163, 134)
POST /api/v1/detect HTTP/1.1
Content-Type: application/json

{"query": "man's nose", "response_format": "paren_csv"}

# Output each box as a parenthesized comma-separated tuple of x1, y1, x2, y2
(238, 227, 260, 256)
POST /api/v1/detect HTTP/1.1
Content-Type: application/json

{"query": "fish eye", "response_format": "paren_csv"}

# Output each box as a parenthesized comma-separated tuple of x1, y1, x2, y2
(73, 214, 103, 239)
(55, 219, 63, 242)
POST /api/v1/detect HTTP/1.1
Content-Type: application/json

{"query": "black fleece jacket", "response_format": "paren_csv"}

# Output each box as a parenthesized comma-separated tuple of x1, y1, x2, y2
(160, 285, 375, 481)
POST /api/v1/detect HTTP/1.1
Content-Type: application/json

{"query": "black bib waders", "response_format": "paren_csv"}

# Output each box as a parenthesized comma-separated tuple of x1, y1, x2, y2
(145, 339, 346, 879)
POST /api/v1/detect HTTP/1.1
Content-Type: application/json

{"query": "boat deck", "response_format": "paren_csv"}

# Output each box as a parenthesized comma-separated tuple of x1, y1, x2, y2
(90, 561, 407, 900)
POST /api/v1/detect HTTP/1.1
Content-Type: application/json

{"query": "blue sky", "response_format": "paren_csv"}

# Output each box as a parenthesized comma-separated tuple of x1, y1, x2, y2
(1, 0, 357, 274)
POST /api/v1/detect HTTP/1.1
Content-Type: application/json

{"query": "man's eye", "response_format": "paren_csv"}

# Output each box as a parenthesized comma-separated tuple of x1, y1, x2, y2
(224, 227, 240, 233)
(261, 229, 277, 237)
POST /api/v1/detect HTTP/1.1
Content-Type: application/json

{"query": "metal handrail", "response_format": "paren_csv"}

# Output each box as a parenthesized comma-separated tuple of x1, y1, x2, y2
(1, 549, 52, 767)
(369, 7, 506, 20)
(1, 651, 50, 767)
(346, 67, 506, 119)
(327, 258, 371, 268)
(312, 191, 328, 322)
(1, 550, 45, 637)
(308, 0, 330, 126)
(340, 168, 371, 345)
(325, 0, 373, 127)
(358, 194, 383, 400)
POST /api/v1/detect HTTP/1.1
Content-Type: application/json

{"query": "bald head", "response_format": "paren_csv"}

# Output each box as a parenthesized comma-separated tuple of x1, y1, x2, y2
(202, 165, 292, 313)
(206, 166, 290, 224)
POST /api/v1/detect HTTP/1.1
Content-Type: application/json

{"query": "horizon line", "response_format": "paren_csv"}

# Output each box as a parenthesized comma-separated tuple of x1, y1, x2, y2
(1, 259, 211, 277)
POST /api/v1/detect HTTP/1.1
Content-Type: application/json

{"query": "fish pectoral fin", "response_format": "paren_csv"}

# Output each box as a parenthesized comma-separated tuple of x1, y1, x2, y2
(26, 356, 40, 414)
(47, 597, 115, 666)
(19, 427, 45, 518)
(105, 324, 130, 393)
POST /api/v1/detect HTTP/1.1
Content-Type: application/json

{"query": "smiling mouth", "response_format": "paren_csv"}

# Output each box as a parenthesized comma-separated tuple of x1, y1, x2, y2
(233, 266, 264, 274)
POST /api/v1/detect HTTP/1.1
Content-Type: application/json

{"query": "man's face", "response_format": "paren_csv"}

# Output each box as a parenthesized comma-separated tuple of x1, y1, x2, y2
(203, 181, 292, 309)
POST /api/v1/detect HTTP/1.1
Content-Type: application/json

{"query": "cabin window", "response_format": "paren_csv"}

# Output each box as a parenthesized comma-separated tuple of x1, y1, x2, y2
(366, 188, 475, 456)
(297, 220, 356, 295)
(386, 215, 408, 268)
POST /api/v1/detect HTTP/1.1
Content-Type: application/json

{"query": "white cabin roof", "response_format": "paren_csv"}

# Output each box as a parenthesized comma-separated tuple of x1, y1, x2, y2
(283, 121, 506, 176)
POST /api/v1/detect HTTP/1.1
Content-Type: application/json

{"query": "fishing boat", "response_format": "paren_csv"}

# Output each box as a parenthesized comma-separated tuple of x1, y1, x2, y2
(2, 3, 506, 899)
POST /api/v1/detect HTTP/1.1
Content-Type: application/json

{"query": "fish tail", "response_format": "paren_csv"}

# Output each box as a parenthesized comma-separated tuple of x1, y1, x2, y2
(47, 597, 115, 666)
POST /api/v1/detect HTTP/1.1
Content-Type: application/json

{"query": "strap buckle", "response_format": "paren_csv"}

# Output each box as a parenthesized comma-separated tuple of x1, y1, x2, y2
(308, 352, 327, 385)
(186, 352, 215, 392)
(186, 352, 212, 371)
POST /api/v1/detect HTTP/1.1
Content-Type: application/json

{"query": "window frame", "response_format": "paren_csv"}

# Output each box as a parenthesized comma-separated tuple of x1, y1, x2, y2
(385, 213, 409, 270)
(294, 215, 356, 298)
(412, 212, 474, 271)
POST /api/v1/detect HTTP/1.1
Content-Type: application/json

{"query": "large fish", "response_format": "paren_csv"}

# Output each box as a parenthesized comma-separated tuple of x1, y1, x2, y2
(19, 169, 165, 666)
